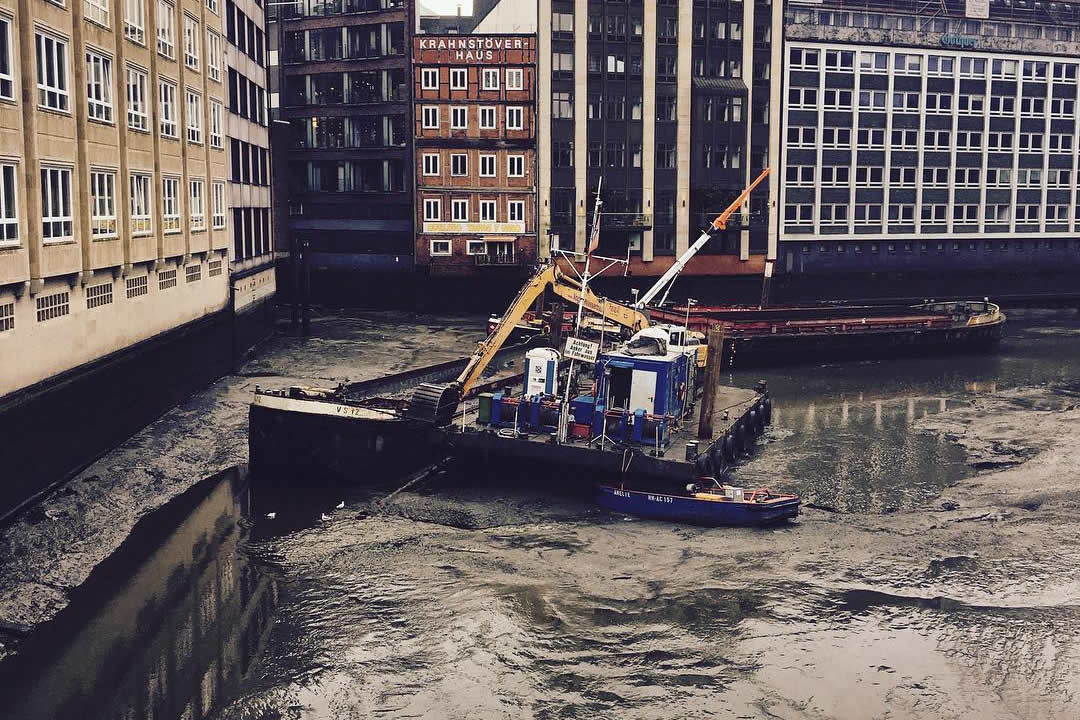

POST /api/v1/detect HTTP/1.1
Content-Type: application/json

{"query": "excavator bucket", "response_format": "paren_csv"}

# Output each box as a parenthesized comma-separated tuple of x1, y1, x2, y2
(404, 383, 461, 425)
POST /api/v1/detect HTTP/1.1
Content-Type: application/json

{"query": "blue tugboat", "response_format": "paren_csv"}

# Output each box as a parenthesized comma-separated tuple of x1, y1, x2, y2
(595, 484, 800, 527)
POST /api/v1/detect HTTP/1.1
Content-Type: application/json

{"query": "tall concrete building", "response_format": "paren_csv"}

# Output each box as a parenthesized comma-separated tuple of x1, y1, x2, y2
(0, 0, 243, 512)
(777, 0, 1080, 296)
(412, 33, 538, 281)
(224, 0, 276, 344)
(268, 0, 413, 301)
(536, 0, 778, 285)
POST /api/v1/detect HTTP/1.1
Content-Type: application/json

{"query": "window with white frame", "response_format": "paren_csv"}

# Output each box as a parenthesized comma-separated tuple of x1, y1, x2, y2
(859, 51, 888, 72)
(1017, 168, 1042, 187)
(1019, 97, 1044, 117)
(189, 178, 205, 230)
(0, 163, 18, 245)
(183, 14, 199, 69)
(1048, 169, 1071, 188)
(36, 32, 69, 111)
(888, 204, 915, 222)
(989, 95, 1015, 116)
(854, 204, 882, 225)
(130, 173, 152, 235)
(987, 131, 1012, 150)
(479, 106, 496, 129)
(822, 127, 851, 148)
(482, 68, 499, 90)
(0, 19, 10, 101)
(509, 200, 524, 223)
(451, 106, 467, 130)
(186, 88, 202, 143)
(921, 204, 947, 222)
(789, 47, 819, 70)
(157, 1, 175, 58)
(784, 204, 813, 225)
(953, 204, 979, 222)
(421, 67, 438, 90)
(124, 0, 146, 45)
(889, 167, 916, 186)
(506, 68, 523, 90)
(422, 105, 438, 129)
(893, 53, 921, 75)
(891, 129, 917, 149)
(957, 93, 985, 115)
(450, 153, 467, 176)
(479, 154, 496, 177)
(924, 130, 950, 149)
(1019, 133, 1043, 151)
(89, 169, 117, 237)
(86, 0, 110, 27)
(991, 58, 1017, 78)
(207, 31, 221, 81)
(855, 166, 883, 186)
(127, 65, 148, 130)
(785, 165, 814, 186)
(986, 168, 1011, 187)
(209, 99, 223, 148)
(985, 204, 1010, 222)
(1047, 204, 1069, 222)
(820, 166, 849, 185)
(211, 180, 225, 228)
(40, 166, 73, 242)
(820, 204, 848, 224)
(449, 67, 466, 89)
(786, 126, 815, 148)
(922, 167, 949, 186)
(423, 197, 440, 221)
(480, 200, 496, 222)
(959, 56, 985, 77)
(787, 87, 817, 109)
(956, 130, 983, 149)
(160, 79, 177, 137)
(422, 153, 439, 176)
(858, 90, 886, 110)
(825, 49, 854, 71)
(823, 89, 852, 109)
(953, 167, 981, 187)
(927, 55, 954, 76)
(507, 155, 524, 177)
(451, 198, 468, 221)
(430, 239, 450, 255)
(1049, 133, 1074, 152)
(1023, 60, 1048, 79)
(1050, 98, 1074, 118)
(506, 106, 523, 130)
(925, 93, 952, 112)
(1053, 62, 1078, 81)
(856, 128, 885, 149)
(1015, 204, 1040, 223)
(85, 50, 113, 122)
(466, 239, 486, 255)
(162, 176, 181, 232)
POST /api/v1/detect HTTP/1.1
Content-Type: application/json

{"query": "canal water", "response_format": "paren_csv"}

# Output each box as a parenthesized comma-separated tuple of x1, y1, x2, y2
(3, 309, 1079, 719)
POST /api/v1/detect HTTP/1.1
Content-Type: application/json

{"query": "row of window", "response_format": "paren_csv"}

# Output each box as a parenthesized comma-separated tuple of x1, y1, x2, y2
(786, 165, 1074, 188)
(550, 141, 733, 172)
(285, 24, 405, 64)
(420, 152, 526, 179)
(0, 163, 226, 248)
(428, 237, 516, 259)
(785, 202, 1080, 226)
(232, 206, 272, 261)
(226, 0, 267, 66)
(228, 68, 267, 125)
(89, 0, 225, 78)
(421, 197, 527, 224)
(230, 139, 271, 186)
(789, 47, 1079, 82)
(789, 87, 1075, 118)
(419, 67, 525, 92)
(419, 105, 525, 131)
(283, 70, 407, 106)
(289, 115, 407, 149)
(794, 239, 1080, 255)
(551, 93, 690, 123)
(787, 8, 1080, 43)
(272, 0, 404, 21)
(289, 159, 405, 193)
(786, 125, 1074, 153)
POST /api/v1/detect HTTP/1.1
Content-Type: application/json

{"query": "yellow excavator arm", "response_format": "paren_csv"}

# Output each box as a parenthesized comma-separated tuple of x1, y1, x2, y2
(406, 262, 651, 424)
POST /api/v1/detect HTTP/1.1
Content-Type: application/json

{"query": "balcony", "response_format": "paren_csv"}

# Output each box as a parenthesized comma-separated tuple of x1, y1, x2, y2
(601, 212, 653, 230)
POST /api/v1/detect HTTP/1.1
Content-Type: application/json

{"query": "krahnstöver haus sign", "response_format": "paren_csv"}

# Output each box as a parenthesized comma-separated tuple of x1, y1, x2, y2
(417, 36, 528, 61)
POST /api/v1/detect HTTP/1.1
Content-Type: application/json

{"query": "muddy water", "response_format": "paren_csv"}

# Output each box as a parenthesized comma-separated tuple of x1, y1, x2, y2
(4, 310, 1080, 719)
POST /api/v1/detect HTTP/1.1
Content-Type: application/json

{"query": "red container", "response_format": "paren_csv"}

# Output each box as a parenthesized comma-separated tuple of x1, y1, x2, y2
(570, 423, 591, 439)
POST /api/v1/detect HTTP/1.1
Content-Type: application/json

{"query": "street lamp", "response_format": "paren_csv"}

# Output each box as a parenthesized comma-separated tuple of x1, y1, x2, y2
(684, 297, 697, 333)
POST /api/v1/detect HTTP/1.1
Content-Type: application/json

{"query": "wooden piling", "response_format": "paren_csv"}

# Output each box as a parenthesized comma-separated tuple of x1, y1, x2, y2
(697, 325, 726, 439)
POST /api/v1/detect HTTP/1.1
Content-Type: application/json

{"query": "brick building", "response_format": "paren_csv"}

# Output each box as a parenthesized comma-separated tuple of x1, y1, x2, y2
(413, 33, 538, 276)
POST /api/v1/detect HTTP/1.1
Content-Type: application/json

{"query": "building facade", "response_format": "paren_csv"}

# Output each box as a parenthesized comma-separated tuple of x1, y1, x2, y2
(224, 0, 276, 332)
(412, 33, 538, 275)
(537, 0, 778, 281)
(0, 0, 232, 398)
(779, 0, 1080, 280)
(269, 0, 413, 285)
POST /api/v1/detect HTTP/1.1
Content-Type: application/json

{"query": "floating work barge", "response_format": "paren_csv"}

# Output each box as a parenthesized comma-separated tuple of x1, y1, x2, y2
(649, 300, 1005, 367)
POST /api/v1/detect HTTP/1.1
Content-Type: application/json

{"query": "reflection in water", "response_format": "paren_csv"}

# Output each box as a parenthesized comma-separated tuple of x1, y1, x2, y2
(0, 468, 277, 720)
